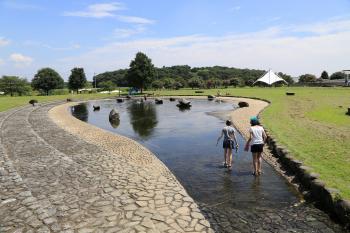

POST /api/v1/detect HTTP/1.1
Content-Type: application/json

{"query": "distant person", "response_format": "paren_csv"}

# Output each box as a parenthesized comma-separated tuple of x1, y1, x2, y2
(216, 120, 238, 170)
(244, 116, 267, 176)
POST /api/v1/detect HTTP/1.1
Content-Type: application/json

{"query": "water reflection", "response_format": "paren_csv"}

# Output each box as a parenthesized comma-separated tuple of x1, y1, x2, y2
(71, 103, 88, 122)
(127, 101, 158, 139)
(109, 117, 120, 128)
(177, 106, 191, 112)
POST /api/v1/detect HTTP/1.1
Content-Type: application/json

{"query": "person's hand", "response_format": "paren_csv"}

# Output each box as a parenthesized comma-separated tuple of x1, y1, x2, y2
(244, 144, 249, 152)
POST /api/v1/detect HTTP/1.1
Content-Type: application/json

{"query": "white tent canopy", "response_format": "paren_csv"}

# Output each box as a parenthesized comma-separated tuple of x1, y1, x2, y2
(253, 70, 288, 85)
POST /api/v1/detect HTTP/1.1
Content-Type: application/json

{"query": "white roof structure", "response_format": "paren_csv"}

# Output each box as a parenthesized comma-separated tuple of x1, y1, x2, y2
(253, 70, 288, 85)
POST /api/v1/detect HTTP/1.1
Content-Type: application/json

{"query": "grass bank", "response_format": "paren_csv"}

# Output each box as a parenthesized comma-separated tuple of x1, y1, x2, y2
(0, 93, 117, 112)
(146, 87, 350, 199)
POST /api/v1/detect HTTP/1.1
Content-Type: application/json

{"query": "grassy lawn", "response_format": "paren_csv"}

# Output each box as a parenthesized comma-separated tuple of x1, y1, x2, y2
(0, 93, 118, 112)
(1, 87, 349, 200)
(146, 87, 350, 200)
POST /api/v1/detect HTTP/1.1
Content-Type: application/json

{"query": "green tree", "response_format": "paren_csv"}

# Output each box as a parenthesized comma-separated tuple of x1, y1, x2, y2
(173, 81, 183, 90)
(330, 71, 346, 80)
(99, 81, 116, 91)
(188, 77, 202, 89)
(320, 71, 329, 79)
(277, 72, 294, 84)
(162, 78, 175, 89)
(244, 79, 255, 86)
(32, 68, 64, 95)
(206, 80, 213, 89)
(298, 74, 317, 83)
(197, 70, 210, 80)
(151, 80, 164, 89)
(229, 78, 240, 87)
(0, 76, 31, 96)
(68, 67, 87, 93)
(126, 52, 155, 93)
(222, 79, 230, 88)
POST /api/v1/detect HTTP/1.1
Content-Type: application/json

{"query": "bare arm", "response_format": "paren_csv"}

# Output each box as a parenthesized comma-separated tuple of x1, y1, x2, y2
(216, 130, 224, 145)
(262, 128, 267, 143)
(231, 131, 238, 147)
(245, 131, 253, 151)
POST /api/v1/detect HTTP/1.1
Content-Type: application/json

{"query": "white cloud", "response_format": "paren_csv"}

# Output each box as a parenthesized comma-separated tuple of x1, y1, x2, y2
(229, 6, 241, 11)
(117, 15, 155, 24)
(43, 43, 81, 51)
(58, 18, 350, 77)
(0, 37, 10, 46)
(63, 2, 155, 25)
(114, 26, 146, 38)
(23, 40, 81, 50)
(9, 53, 33, 67)
(292, 18, 350, 35)
(63, 2, 124, 18)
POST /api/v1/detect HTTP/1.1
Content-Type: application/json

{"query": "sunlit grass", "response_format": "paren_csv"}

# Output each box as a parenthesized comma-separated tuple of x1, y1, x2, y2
(0, 93, 117, 112)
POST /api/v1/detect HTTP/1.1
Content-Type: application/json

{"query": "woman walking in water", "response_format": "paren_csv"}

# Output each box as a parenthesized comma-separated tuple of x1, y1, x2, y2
(216, 120, 238, 170)
(245, 116, 267, 176)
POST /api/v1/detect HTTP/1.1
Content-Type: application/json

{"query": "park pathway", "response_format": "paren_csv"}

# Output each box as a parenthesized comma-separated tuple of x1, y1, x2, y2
(0, 102, 213, 233)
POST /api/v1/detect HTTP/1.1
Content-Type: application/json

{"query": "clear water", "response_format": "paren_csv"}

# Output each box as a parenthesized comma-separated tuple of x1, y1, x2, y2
(71, 98, 300, 210)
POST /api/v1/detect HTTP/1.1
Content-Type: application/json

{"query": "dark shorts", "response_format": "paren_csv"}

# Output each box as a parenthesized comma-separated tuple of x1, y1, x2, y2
(251, 144, 264, 153)
(223, 140, 234, 149)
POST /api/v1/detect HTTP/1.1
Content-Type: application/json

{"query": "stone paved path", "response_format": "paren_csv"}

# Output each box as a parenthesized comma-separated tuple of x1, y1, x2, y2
(0, 103, 213, 233)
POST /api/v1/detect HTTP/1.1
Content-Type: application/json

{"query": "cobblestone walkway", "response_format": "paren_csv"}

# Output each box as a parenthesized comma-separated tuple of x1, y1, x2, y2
(0, 103, 213, 233)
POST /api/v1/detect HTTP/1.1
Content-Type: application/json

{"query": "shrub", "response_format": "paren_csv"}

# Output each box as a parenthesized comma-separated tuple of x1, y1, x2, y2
(29, 99, 38, 106)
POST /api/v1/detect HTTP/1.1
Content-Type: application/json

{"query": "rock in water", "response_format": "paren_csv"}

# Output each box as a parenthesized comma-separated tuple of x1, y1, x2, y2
(208, 95, 215, 100)
(116, 98, 124, 103)
(238, 101, 249, 108)
(177, 99, 191, 108)
(155, 98, 163, 104)
(109, 109, 119, 120)
(93, 105, 100, 111)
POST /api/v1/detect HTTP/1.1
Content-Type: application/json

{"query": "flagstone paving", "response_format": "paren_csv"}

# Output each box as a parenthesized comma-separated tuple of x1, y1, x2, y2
(0, 103, 213, 233)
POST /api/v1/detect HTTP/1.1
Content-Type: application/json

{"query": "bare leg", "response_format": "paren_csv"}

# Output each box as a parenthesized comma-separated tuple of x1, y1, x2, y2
(227, 148, 232, 169)
(257, 152, 263, 174)
(223, 148, 228, 166)
(252, 153, 258, 175)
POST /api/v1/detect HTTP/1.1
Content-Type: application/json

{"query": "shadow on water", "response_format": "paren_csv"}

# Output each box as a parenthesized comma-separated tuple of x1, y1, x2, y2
(70, 103, 88, 122)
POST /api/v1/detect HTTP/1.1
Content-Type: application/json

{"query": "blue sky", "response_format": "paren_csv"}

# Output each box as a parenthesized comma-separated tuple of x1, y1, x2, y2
(1, 0, 350, 80)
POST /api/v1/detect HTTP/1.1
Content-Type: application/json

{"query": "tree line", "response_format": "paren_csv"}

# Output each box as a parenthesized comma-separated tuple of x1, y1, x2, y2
(0, 52, 347, 96)
(94, 52, 295, 91)
(0, 67, 87, 96)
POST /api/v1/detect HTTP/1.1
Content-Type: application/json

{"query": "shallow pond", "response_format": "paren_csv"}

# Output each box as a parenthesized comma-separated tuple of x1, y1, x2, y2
(71, 98, 300, 210)
(71, 98, 346, 232)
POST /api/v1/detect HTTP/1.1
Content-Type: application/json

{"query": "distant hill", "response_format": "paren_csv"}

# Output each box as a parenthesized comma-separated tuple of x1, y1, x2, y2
(93, 65, 294, 88)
